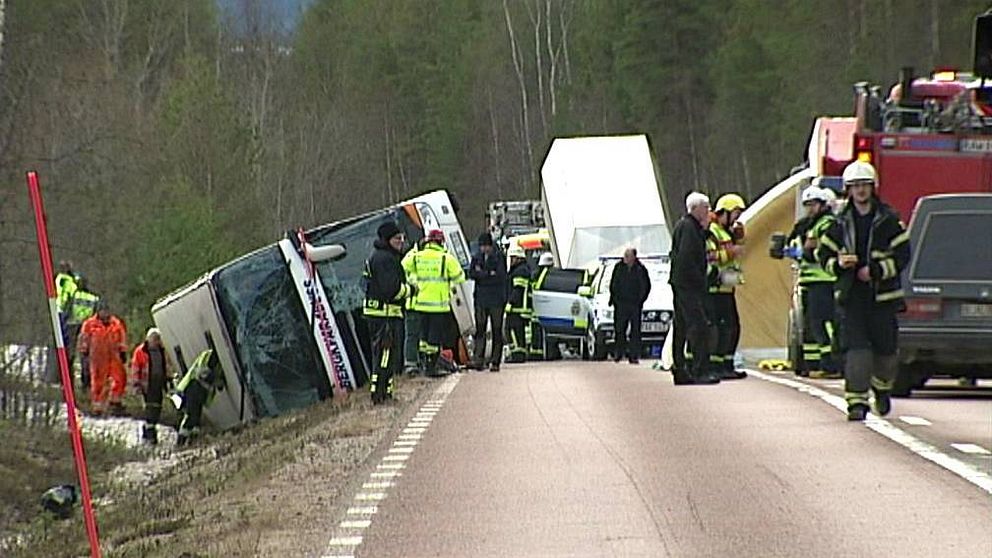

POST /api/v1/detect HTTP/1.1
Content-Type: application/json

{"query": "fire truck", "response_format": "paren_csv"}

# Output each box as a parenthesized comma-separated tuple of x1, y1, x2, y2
(781, 13, 992, 380)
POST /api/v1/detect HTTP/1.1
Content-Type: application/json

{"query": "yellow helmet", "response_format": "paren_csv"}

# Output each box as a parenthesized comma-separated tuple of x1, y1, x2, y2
(715, 193, 747, 213)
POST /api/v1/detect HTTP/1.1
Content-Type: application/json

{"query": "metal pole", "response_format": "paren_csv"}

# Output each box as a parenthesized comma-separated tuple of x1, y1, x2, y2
(26, 171, 102, 558)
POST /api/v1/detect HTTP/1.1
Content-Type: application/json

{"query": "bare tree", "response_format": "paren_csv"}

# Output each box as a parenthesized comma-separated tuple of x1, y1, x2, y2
(502, 0, 534, 179)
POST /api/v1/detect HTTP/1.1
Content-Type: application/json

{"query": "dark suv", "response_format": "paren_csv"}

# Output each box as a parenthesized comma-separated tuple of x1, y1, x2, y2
(896, 194, 992, 395)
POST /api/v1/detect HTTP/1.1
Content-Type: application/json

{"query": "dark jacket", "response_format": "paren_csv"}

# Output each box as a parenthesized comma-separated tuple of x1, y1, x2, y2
(669, 214, 708, 291)
(610, 260, 651, 308)
(364, 239, 409, 309)
(469, 248, 508, 307)
(506, 260, 532, 313)
(816, 199, 910, 308)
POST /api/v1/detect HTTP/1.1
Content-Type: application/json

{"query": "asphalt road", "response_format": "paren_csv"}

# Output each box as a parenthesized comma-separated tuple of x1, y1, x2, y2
(325, 362, 992, 558)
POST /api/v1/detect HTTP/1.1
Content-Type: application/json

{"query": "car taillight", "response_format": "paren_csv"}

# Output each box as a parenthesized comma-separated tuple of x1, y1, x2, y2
(904, 297, 942, 319)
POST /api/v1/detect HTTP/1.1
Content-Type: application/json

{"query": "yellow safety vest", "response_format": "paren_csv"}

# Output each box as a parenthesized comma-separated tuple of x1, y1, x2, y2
(403, 243, 465, 313)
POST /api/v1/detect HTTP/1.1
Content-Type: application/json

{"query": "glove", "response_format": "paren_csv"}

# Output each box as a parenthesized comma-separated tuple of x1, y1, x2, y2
(783, 246, 803, 260)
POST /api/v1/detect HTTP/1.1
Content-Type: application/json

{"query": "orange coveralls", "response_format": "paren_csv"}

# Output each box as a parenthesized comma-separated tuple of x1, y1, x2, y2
(78, 315, 128, 411)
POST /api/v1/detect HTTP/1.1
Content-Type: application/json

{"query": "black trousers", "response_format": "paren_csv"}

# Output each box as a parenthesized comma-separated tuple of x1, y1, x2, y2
(474, 305, 505, 365)
(180, 381, 208, 435)
(614, 304, 642, 360)
(369, 316, 403, 400)
(711, 293, 741, 372)
(144, 370, 167, 425)
(506, 312, 528, 362)
(805, 283, 839, 372)
(673, 287, 712, 379)
(839, 291, 898, 356)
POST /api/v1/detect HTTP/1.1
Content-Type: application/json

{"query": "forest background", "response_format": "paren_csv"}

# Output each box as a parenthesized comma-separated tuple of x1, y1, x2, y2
(0, 0, 986, 340)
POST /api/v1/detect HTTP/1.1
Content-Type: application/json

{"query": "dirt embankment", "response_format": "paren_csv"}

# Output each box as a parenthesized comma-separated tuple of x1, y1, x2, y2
(9, 376, 433, 557)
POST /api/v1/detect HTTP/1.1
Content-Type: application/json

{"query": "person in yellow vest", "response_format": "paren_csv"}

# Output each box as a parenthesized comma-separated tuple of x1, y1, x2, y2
(401, 229, 465, 377)
(505, 245, 532, 364)
(789, 186, 841, 379)
(402, 238, 427, 375)
(54, 260, 80, 319)
(528, 252, 555, 361)
(66, 276, 100, 389)
(363, 222, 416, 403)
(707, 194, 748, 380)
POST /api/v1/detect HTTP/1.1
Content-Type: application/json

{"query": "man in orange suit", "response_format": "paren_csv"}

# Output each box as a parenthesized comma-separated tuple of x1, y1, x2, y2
(78, 301, 128, 416)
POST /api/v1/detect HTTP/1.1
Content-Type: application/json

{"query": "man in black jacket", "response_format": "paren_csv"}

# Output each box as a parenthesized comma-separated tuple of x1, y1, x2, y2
(469, 233, 507, 371)
(609, 248, 651, 364)
(816, 161, 910, 421)
(363, 222, 415, 404)
(669, 192, 720, 385)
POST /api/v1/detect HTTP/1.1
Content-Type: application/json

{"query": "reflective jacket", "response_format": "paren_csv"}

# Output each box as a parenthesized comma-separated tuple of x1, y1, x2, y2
(55, 272, 78, 313)
(68, 290, 100, 326)
(176, 349, 224, 403)
(364, 239, 412, 319)
(78, 315, 127, 363)
(402, 242, 465, 313)
(707, 222, 742, 294)
(506, 260, 532, 315)
(816, 199, 910, 307)
(795, 211, 835, 285)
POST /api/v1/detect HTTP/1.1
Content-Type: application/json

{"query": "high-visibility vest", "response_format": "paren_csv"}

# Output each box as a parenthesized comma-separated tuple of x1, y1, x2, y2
(707, 222, 741, 294)
(404, 243, 465, 314)
(797, 213, 836, 285)
(55, 272, 78, 313)
(69, 290, 100, 325)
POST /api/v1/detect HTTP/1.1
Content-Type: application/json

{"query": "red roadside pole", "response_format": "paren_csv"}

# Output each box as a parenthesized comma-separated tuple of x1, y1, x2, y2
(26, 171, 102, 558)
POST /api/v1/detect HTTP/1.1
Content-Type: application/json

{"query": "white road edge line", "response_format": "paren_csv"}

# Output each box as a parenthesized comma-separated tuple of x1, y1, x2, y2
(748, 369, 992, 496)
(899, 415, 933, 426)
(326, 373, 462, 555)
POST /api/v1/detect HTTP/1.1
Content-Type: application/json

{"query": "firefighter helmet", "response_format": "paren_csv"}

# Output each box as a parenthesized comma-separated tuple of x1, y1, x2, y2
(715, 193, 747, 213)
(538, 252, 554, 267)
(842, 160, 877, 185)
(801, 186, 830, 205)
(426, 229, 445, 244)
(507, 245, 526, 259)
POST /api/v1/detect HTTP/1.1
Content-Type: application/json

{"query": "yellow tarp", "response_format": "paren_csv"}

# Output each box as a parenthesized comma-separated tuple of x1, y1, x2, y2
(735, 170, 811, 349)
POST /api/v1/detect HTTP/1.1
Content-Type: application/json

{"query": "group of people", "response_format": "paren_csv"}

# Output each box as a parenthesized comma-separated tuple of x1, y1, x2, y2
(669, 192, 750, 385)
(54, 263, 221, 444)
(669, 160, 910, 421)
(362, 225, 574, 404)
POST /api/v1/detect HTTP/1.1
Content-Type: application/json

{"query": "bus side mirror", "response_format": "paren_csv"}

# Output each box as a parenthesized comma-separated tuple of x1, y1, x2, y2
(306, 243, 347, 262)
(577, 285, 592, 297)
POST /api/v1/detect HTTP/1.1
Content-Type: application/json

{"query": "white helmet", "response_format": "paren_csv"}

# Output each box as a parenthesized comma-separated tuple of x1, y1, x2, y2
(842, 160, 877, 184)
(507, 245, 526, 259)
(801, 186, 829, 205)
(538, 252, 554, 267)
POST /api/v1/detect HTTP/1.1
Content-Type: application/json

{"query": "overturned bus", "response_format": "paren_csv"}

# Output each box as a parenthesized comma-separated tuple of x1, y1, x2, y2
(152, 190, 473, 430)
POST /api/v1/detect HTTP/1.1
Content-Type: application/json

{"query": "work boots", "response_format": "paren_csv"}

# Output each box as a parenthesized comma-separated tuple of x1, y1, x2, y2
(142, 425, 159, 445)
(847, 404, 869, 421)
(872, 389, 892, 417)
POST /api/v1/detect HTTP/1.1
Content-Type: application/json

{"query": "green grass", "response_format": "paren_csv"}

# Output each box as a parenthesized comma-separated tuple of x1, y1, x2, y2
(5, 375, 432, 557)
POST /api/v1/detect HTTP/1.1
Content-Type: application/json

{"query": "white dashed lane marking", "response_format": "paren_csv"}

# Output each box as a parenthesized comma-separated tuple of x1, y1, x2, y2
(324, 373, 462, 557)
(951, 443, 992, 456)
(899, 416, 933, 426)
(748, 369, 992, 495)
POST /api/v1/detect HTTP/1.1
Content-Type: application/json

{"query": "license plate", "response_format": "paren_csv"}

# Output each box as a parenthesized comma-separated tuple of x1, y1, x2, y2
(961, 303, 992, 318)
(961, 138, 992, 153)
(643, 322, 667, 333)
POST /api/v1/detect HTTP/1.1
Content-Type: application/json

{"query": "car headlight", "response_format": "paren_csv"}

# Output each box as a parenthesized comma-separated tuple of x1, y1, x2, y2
(602, 308, 614, 321)
(660, 311, 672, 323)
(644, 310, 658, 321)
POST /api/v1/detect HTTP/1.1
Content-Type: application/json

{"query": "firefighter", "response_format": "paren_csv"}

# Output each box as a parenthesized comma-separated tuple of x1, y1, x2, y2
(363, 222, 415, 403)
(130, 327, 174, 444)
(175, 348, 224, 445)
(817, 161, 911, 421)
(670, 192, 719, 385)
(792, 186, 841, 379)
(77, 301, 128, 416)
(55, 260, 80, 320)
(505, 245, 532, 364)
(66, 276, 100, 389)
(529, 251, 558, 361)
(402, 229, 465, 376)
(707, 193, 748, 380)
(402, 238, 426, 375)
